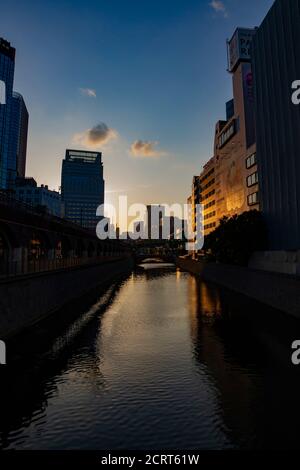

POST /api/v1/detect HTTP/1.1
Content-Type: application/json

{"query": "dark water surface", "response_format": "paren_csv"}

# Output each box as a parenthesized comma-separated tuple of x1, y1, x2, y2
(1, 266, 300, 450)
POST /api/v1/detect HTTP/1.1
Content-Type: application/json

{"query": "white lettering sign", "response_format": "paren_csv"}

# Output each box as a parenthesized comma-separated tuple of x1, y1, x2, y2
(0, 80, 6, 105)
(291, 80, 300, 105)
(291, 340, 300, 365)
(0, 340, 6, 365)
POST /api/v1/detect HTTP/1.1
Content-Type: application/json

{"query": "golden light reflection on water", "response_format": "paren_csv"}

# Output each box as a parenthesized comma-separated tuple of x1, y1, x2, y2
(186, 274, 222, 341)
(176, 268, 181, 281)
(187, 275, 221, 318)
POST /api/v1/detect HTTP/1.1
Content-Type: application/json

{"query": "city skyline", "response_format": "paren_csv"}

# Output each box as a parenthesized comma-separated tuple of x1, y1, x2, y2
(0, 0, 273, 208)
(2, 0, 300, 458)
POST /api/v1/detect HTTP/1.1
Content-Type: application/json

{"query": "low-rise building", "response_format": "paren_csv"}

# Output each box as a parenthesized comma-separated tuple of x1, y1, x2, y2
(15, 177, 62, 217)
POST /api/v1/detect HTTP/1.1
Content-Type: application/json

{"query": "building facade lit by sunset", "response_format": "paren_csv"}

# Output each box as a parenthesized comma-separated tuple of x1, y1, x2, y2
(199, 157, 216, 236)
(188, 27, 260, 246)
(214, 28, 259, 222)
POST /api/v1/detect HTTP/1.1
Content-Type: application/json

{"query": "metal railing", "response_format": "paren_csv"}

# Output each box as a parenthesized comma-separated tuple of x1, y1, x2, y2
(0, 254, 126, 280)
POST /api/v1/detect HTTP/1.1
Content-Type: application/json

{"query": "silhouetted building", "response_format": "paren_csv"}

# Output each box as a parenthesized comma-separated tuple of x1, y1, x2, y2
(15, 177, 62, 216)
(253, 0, 300, 250)
(0, 38, 29, 189)
(9, 92, 28, 182)
(226, 99, 235, 121)
(61, 149, 105, 231)
(0, 38, 15, 189)
(146, 205, 164, 240)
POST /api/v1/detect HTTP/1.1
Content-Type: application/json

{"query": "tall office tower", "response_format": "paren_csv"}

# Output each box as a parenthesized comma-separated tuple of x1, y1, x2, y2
(146, 205, 164, 240)
(253, 0, 300, 250)
(61, 149, 105, 231)
(0, 38, 15, 189)
(0, 38, 28, 189)
(8, 92, 29, 185)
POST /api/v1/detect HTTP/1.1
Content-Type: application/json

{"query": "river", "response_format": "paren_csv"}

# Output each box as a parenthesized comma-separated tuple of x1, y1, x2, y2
(1, 264, 300, 450)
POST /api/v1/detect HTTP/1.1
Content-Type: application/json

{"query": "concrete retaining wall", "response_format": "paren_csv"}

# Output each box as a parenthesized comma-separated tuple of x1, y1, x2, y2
(0, 257, 133, 339)
(177, 257, 300, 320)
(249, 251, 300, 276)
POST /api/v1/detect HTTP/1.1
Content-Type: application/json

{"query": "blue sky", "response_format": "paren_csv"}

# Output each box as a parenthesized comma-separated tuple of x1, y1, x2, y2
(0, 0, 273, 206)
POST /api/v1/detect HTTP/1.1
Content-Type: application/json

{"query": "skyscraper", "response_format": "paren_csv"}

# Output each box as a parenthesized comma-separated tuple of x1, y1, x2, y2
(0, 38, 28, 189)
(0, 38, 15, 189)
(9, 92, 29, 182)
(61, 149, 105, 231)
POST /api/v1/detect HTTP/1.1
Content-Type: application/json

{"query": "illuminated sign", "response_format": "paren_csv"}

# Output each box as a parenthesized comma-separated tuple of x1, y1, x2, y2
(0, 80, 6, 105)
(228, 28, 256, 73)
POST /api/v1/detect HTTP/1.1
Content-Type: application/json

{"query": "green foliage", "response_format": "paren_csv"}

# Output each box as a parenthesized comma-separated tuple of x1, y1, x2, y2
(204, 210, 267, 266)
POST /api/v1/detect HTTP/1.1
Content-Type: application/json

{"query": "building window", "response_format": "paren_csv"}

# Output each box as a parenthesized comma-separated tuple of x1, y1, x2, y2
(200, 189, 215, 202)
(204, 211, 216, 221)
(247, 172, 258, 187)
(204, 200, 215, 210)
(201, 179, 215, 192)
(200, 168, 214, 184)
(246, 153, 256, 169)
(204, 222, 216, 230)
(218, 121, 236, 148)
(248, 191, 259, 206)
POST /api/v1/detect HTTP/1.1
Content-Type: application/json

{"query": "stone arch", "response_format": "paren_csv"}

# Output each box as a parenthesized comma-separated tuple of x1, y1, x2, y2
(56, 235, 73, 259)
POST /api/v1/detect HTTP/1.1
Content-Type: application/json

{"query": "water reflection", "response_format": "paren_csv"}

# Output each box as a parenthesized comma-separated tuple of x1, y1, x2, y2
(0, 268, 300, 449)
(186, 273, 300, 449)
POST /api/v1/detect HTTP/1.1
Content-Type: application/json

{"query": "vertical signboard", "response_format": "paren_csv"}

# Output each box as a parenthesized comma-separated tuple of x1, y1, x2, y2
(228, 28, 256, 73)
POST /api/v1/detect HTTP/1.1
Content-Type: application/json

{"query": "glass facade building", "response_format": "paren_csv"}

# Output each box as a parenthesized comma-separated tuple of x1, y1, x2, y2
(0, 38, 28, 189)
(61, 149, 105, 231)
(8, 92, 29, 184)
(0, 38, 15, 189)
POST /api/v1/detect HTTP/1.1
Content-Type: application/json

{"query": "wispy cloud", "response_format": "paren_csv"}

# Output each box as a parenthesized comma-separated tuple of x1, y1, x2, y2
(73, 122, 117, 149)
(130, 140, 166, 158)
(209, 0, 228, 18)
(79, 87, 97, 98)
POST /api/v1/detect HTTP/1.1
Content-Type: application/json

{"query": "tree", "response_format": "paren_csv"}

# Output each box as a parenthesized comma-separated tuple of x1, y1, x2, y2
(204, 210, 267, 266)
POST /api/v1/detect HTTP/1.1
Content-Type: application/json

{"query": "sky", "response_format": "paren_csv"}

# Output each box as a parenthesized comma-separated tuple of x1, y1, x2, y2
(0, 0, 274, 209)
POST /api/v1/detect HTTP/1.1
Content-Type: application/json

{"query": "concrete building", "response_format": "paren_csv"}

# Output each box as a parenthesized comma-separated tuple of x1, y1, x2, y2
(253, 0, 300, 251)
(189, 28, 259, 246)
(214, 28, 259, 223)
(191, 176, 200, 236)
(15, 177, 62, 217)
(199, 157, 217, 236)
(61, 149, 105, 231)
